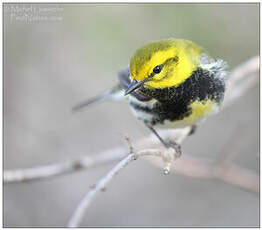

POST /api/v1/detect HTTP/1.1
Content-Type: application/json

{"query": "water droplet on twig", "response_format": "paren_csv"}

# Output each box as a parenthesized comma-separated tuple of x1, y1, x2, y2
(163, 166, 170, 175)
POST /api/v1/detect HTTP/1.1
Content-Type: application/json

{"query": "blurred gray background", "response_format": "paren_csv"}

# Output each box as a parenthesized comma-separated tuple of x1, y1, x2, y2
(4, 3, 259, 227)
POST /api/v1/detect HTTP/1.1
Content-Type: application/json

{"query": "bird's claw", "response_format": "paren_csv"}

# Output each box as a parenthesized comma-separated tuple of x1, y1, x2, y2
(164, 140, 182, 158)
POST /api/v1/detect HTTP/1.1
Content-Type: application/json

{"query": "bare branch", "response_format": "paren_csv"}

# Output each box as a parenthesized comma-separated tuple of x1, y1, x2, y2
(226, 56, 259, 89)
(4, 147, 126, 183)
(68, 146, 178, 227)
(148, 124, 259, 193)
(68, 127, 259, 227)
(149, 151, 259, 193)
(223, 56, 259, 108)
(213, 163, 259, 193)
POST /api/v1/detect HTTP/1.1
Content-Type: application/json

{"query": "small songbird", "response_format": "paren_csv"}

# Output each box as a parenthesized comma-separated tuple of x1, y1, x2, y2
(73, 39, 228, 156)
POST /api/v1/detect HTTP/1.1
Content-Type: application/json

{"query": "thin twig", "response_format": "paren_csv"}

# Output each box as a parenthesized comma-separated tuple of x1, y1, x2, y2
(213, 163, 259, 193)
(147, 150, 259, 194)
(226, 56, 259, 88)
(68, 147, 176, 227)
(68, 129, 259, 227)
(148, 123, 259, 193)
(4, 148, 126, 183)
(223, 56, 259, 108)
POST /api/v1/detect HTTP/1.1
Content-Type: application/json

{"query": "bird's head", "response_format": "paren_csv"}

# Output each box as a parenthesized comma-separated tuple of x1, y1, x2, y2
(125, 39, 203, 95)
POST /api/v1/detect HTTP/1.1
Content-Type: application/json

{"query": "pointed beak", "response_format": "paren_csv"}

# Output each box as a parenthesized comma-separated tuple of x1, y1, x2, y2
(124, 79, 147, 96)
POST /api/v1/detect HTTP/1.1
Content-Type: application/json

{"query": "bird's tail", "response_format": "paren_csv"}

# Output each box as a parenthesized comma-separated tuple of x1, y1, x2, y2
(72, 84, 125, 112)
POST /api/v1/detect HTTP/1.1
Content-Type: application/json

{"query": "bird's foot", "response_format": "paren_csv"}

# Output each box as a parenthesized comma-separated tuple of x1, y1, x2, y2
(164, 140, 182, 158)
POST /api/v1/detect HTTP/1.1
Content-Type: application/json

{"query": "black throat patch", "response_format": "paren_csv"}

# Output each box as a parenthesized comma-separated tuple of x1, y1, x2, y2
(133, 67, 226, 124)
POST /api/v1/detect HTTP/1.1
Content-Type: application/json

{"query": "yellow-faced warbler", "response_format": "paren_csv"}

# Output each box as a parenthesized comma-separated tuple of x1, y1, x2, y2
(73, 39, 228, 156)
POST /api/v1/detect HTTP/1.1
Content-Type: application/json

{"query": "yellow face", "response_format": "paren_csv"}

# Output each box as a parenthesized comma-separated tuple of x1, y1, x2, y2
(129, 39, 203, 89)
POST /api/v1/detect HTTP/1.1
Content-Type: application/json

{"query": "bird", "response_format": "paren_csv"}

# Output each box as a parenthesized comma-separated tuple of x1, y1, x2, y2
(72, 39, 228, 156)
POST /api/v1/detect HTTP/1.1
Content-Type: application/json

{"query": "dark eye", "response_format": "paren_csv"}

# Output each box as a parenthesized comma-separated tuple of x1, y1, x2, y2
(153, 65, 162, 74)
